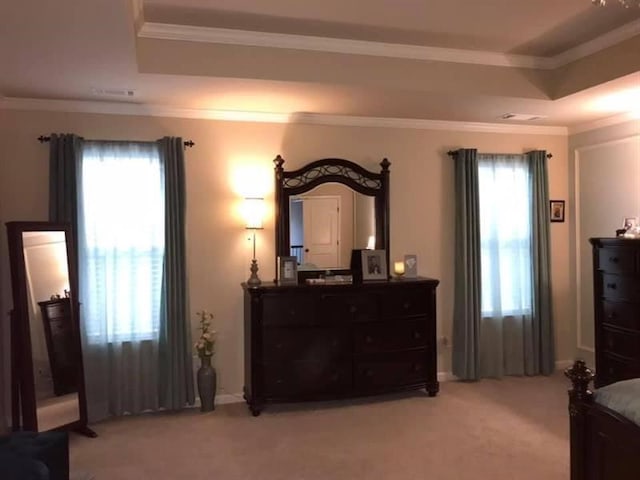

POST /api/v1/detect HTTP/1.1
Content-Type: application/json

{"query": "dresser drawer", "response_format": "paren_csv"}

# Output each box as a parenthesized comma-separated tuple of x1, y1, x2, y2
(598, 354, 640, 386)
(381, 288, 429, 318)
(354, 319, 427, 354)
(262, 294, 316, 326)
(319, 292, 378, 323)
(601, 274, 640, 302)
(602, 300, 640, 332)
(263, 326, 349, 362)
(601, 327, 640, 360)
(243, 278, 439, 415)
(41, 299, 71, 320)
(354, 349, 427, 390)
(598, 247, 637, 274)
(263, 360, 351, 396)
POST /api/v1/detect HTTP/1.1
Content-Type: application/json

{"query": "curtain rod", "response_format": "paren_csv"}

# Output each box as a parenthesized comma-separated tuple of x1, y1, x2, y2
(447, 150, 552, 159)
(37, 136, 195, 148)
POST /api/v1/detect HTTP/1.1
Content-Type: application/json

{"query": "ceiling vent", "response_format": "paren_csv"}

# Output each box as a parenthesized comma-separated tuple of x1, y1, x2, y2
(91, 88, 135, 97)
(500, 113, 546, 121)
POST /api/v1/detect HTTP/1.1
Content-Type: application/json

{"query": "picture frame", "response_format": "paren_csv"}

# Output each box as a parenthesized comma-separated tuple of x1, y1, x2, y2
(550, 200, 565, 223)
(404, 254, 418, 278)
(361, 249, 387, 281)
(623, 217, 638, 230)
(277, 256, 298, 285)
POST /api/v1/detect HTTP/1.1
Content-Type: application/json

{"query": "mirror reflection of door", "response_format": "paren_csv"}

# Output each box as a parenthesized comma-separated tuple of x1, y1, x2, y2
(290, 183, 376, 270)
(302, 195, 341, 268)
(21, 231, 81, 431)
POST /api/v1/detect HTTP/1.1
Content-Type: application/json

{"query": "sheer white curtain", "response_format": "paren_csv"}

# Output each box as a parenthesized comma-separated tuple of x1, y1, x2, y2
(78, 141, 165, 420)
(478, 154, 533, 377)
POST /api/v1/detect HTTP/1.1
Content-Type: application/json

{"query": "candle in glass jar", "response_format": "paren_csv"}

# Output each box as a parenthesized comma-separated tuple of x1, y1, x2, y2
(394, 261, 405, 276)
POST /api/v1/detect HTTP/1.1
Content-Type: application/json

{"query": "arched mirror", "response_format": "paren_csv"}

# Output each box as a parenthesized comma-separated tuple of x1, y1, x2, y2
(7, 221, 95, 436)
(274, 155, 391, 278)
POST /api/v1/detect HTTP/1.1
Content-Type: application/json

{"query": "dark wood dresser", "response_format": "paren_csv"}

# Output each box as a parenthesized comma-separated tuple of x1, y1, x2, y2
(242, 277, 439, 415)
(38, 297, 78, 396)
(590, 238, 640, 387)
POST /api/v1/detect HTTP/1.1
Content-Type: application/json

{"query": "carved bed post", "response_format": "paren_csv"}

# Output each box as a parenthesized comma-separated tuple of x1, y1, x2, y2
(565, 360, 595, 480)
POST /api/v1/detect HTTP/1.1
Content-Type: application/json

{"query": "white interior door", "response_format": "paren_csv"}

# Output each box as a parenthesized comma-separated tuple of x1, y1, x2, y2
(302, 196, 340, 268)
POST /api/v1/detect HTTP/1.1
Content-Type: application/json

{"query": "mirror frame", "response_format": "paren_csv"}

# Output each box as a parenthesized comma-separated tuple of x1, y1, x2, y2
(274, 155, 391, 277)
(6, 221, 94, 436)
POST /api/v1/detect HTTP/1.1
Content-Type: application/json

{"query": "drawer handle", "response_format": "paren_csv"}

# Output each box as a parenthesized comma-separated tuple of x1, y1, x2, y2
(411, 363, 422, 373)
(403, 302, 411, 310)
(349, 305, 357, 314)
(413, 331, 422, 340)
(608, 256, 619, 264)
(365, 335, 373, 344)
(606, 336, 614, 349)
(607, 312, 618, 320)
(606, 283, 617, 290)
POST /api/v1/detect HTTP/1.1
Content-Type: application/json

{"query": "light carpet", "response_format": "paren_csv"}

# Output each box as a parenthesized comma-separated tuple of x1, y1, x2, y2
(70, 373, 570, 480)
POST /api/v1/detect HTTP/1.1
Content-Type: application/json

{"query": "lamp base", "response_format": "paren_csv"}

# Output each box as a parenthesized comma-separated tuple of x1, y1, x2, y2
(247, 259, 261, 287)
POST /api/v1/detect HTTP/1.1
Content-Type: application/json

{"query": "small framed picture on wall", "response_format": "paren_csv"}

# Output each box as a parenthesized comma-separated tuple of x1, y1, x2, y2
(550, 200, 565, 223)
(277, 256, 298, 285)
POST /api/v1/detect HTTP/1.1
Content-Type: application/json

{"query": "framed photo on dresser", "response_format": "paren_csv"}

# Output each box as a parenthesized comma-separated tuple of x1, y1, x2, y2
(361, 249, 387, 281)
(277, 256, 298, 285)
(404, 254, 418, 278)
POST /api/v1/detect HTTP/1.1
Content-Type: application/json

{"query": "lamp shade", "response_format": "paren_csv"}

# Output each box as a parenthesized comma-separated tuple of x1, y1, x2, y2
(244, 197, 264, 229)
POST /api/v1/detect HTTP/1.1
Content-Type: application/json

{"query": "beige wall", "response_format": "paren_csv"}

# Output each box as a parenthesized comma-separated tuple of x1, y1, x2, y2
(567, 118, 640, 367)
(0, 108, 571, 426)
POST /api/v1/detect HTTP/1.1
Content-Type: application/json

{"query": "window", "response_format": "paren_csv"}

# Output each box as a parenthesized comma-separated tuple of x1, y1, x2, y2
(79, 141, 164, 342)
(478, 154, 532, 317)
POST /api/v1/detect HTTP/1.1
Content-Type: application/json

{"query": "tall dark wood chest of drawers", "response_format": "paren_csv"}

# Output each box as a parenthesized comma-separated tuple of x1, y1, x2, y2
(242, 277, 439, 415)
(37, 297, 78, 396)
(590, 238, 640, 387)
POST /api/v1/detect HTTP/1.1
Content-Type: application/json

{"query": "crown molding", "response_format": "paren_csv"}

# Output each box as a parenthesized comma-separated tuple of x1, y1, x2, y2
(138, 19, 640, 70)
(569, 111, 640, 135)
(288, 112, 567, 135)
(0, 96, 568, 135)
(130, 0, 145, 33)
(549, 18, 640, 68)
(138, 22, 552, 69)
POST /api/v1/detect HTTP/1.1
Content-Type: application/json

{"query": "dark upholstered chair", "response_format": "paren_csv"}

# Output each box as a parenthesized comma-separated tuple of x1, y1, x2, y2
(0, 431, 69, 480)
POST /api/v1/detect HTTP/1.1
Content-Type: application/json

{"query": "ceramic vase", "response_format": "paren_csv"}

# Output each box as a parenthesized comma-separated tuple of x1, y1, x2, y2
(197, 355, 216, 412)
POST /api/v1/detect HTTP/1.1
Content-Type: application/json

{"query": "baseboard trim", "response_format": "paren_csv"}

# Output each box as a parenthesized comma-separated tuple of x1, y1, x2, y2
(191, 393, 244, 409)
(198, 365, 572, 406)
(437, 371, 456, 382)
(215, 393, 245, 405)
(555, 359, 573, 371)
(436, 361, 574, 382)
